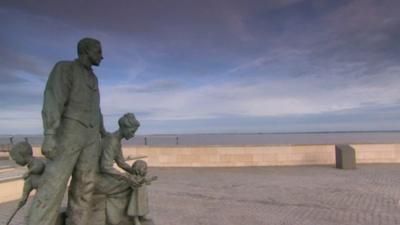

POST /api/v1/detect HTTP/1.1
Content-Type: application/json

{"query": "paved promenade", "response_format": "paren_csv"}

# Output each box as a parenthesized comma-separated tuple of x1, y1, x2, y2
(2, 164, 400, 225)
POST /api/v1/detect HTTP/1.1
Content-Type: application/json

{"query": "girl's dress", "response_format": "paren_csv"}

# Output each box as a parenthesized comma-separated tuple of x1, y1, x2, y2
(127, 179, 149, 216)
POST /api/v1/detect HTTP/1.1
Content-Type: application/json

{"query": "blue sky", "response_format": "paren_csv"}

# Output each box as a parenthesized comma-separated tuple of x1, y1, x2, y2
(1, 0, 400, 135)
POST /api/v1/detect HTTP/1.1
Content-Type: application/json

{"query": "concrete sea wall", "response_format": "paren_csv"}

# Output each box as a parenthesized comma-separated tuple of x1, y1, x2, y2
(28, 143, 399, 167)
(121, 144, 400, 167)
(28, 144, 400, 167)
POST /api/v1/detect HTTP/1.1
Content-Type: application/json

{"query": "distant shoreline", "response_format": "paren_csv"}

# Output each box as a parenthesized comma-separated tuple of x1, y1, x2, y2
(2, 131, 400, 147)
(2, 130, 400, 137)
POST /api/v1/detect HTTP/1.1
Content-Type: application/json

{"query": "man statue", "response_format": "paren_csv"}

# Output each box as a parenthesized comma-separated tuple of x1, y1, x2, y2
(27, 37, 107, 225)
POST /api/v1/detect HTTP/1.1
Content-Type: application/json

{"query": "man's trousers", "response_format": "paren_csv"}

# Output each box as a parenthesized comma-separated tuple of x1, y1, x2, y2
(27, 118, 100, 225)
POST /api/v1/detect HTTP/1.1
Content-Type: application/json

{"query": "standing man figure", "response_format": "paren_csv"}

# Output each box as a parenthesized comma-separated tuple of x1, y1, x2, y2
(27, 37, 107, 225)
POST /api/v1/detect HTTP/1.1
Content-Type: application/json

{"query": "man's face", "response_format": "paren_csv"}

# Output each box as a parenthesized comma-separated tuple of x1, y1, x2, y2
(87, 43, 103, 66)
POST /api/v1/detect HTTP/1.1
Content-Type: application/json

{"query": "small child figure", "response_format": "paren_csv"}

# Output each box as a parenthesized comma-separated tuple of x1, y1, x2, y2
(9, 141, 45, 207)
(7, 142, 45, 224)
(127, 160, 157, 225)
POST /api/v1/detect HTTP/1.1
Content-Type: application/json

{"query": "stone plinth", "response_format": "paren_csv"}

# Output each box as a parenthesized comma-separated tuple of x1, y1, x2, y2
(335, 145, 356, 169)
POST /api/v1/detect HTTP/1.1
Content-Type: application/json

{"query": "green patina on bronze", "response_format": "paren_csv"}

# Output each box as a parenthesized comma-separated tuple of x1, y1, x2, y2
(27, 37, 106, 225)
(94, 113, 156, 225)
(16, 38, 158, 225)
(7, 141, 45, 225)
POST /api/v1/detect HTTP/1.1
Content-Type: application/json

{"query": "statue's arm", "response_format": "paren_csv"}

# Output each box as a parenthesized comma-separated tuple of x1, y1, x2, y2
(115, 149, 133, 173)
(41, 62, 72, 159)
(100, 137, 141, 187)
(99, 109, 107, 138)
(101, 161, 139, 187)
(100, 160, 125, 179)
(18, 178, 33, 207)
(42, 62, 72, 136)
(29, 158, 46, 175)
(143, 175, 158, 185)
(100, 144, 130, 181)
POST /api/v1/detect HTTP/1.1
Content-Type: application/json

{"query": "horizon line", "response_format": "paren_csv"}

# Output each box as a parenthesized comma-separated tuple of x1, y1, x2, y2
(2, 129, 400, 137)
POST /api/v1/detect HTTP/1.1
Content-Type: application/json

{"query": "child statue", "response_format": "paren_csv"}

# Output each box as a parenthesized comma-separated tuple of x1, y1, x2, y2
(7, 142, 45, 224)
(127, 160, 157, 225)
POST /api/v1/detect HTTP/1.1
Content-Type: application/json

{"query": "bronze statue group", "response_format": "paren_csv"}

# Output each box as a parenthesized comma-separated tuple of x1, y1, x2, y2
(8, 38, 156, 225)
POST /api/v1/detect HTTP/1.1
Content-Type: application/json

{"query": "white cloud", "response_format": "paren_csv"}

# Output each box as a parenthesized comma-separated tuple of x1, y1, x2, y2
(0, 105, 42, 134)
(101, 65, 400, 121)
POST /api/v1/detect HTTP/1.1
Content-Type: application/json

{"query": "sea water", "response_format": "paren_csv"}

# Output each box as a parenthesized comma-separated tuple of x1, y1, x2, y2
(1, 131, 400, 147)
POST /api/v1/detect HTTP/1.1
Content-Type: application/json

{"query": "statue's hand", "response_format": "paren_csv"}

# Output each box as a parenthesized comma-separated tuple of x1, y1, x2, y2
(128, 176, 142, 188)
(42, 135, 57, 160)
(145, 176, 157, 185)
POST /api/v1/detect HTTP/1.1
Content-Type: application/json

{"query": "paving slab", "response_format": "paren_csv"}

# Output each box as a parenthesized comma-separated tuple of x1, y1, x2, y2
(2, 164, 400, 225)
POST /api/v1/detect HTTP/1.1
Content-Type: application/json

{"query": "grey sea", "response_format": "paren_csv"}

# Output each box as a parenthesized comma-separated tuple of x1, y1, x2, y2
(1, 131, 400, 147)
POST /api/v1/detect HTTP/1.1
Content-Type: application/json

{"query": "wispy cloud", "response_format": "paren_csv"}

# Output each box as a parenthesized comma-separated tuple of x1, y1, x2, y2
(1, 0, 400, 134)
(101, 62, 400, 121)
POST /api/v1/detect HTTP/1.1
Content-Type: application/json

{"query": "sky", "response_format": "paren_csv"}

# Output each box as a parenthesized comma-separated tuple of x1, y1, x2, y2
(1, 0, 400, 135)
